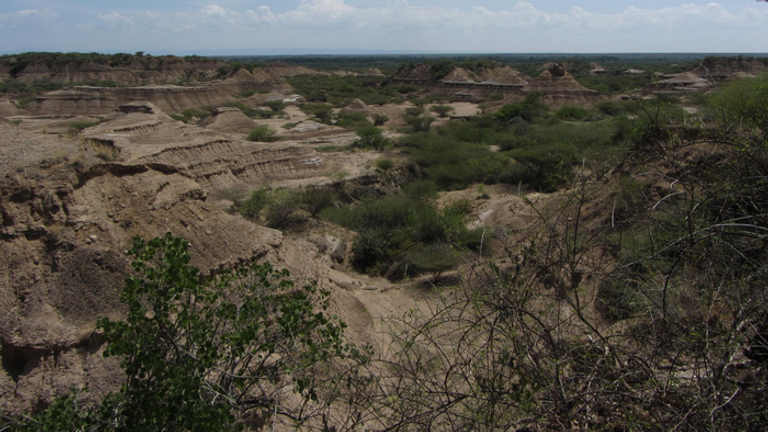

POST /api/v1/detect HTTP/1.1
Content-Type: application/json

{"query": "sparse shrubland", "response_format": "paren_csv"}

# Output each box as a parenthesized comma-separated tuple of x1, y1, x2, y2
(12, 56, 768, 432)
(237, 185, 338, 227)
(353, 125, 391, 150)
(300, 103, 335, 124)
(335, 111, 372, 129)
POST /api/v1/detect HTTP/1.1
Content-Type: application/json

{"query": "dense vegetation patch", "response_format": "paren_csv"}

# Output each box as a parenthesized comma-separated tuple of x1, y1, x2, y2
(287, 74, 394, 107)
(322, 189, 483, 279)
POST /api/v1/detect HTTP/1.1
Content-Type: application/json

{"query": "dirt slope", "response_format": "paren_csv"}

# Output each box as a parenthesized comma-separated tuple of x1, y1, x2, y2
(0, 109, 389, 415)
(520, 64, 600, 107)
(24, 83, 252, 116)
(7, 57, 224, 85)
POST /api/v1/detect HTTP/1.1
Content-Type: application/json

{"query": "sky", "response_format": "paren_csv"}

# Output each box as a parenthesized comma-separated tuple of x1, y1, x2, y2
(1, 1, 767, 55)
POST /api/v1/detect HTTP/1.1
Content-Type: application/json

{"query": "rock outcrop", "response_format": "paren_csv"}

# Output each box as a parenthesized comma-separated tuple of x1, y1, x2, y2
(199, 107, 258, 134)
(8, 57, 225, 86)
(521, 64, 600, 107)
(341, 98, 376, 115)
(0, 98, 19, 118)
(25, 84, 247, 116)
(440, 66, 529, 88)
(391, 64, 433, 83)
(0, 104, 376, 416)
(393, 62, 598, 107)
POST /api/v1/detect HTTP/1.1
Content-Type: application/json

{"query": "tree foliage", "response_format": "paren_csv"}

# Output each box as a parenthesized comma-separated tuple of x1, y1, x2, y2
(430, 105, 455, 118)
(14, 233, 363, 430)
(354, 126, 391, 150)
(246, 125, 279, 142)
(494, 91, 549, 122)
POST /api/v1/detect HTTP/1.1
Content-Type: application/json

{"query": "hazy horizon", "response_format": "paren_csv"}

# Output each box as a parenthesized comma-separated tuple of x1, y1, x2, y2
(1, 1, 767, 55)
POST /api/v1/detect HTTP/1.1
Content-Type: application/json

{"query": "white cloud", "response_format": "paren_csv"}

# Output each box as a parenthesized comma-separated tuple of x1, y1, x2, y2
(0, 8, 57, 24)
(201, 5, 227, 17)
(245, 6, 275, 23)
(3, 2, 767, 53)
(98, 12, 134, 30)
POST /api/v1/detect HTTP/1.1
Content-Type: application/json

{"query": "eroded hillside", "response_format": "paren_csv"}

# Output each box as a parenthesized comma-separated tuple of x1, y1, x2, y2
(2, 53, 768, 430)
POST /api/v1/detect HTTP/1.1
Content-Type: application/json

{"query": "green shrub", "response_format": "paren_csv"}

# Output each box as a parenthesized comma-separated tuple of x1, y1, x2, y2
(239, 89, 258, 98)
(180, 107, 212, 122)
(404, 134, 507, 189)
(372, 113, 389, 126)
(67, 120, 99, 133)
(595, 100, 638, 117)
(706, 72, 768, 133)
(323, 192, 478, 277)
(301, 186, 336, 217)
(264, 99, 286, 112)
(354, 126, 391, 149)
(221, 101, 275, 119)
(430, 105, 455, 118)
(403, 243, 455, 282)
(405, 107, 425, 117)
(447, 198, 474, 215)
(350, 228, 395, 274)
(336, 111, 371, 129)
(497, 162, 539, 187)
(555, 106, 589, 120)
(264, 190, 300, 228)
(504, 143, 578, 192)
(404, 115, 435, 132)
(376, 158, 395, 171)
(403, 180, 438, 200)
(246, 125, 279, 142)
(494, 91, 549, 122)
(316, 145, 351, 153)
(435, 120, 498, 144)
(238, 188, 270, 220)
(396, 84, 419, 94)
(300, 103, 334, 124)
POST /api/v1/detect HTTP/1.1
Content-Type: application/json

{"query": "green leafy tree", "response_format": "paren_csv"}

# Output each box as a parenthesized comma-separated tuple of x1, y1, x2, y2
(404, 115, 435, 133)
(494, 91, 549, 123)
(301, 186, 337, 218)
(100, 233, 356, 430)
(430, 105, 455, 118)
(14, 233, 363, 430)
(263, 189, 300, 228)
(355, 125, 392, 149)
(237, 187, 270, 220)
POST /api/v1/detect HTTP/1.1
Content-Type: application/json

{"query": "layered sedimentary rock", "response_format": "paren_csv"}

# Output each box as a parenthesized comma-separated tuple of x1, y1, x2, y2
(0, 104, 372, 416)
(25, 84, 246, 116)
(439, 66, 529, 88)
(393, 63, 598, 107)
(521, 64, 600, 107)
(199, 107, 258, 134)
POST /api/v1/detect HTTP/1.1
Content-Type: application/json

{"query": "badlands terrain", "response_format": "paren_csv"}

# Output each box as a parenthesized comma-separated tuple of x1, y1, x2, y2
(2, 52, 768, 430)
